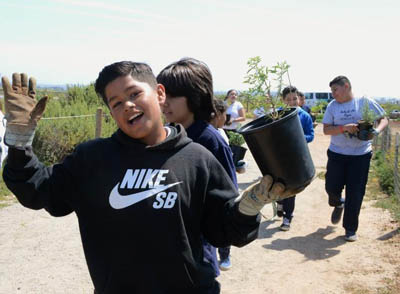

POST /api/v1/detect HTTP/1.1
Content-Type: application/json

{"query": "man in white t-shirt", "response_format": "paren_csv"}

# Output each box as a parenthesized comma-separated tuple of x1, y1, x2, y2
(322, 76, 388, 242)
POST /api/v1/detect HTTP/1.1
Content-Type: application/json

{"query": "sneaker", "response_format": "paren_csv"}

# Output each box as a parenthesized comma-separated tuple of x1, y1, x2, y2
(331, 204, 344, 224)
(276, 203, 284, 217)
(235, 161, 247, 174)
(279, 218, 291, 231)
(345, 231, 357, 242)
(219, 257, 232, 271)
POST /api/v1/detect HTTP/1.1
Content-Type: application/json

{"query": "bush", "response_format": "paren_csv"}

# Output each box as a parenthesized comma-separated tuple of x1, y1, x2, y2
(315, 113, 324, 122)
(373, 151, 394, 195)
(33, 84, 117, 165)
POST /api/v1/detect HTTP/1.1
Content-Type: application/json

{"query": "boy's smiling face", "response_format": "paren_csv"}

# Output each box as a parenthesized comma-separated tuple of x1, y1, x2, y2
(283, 92, 299, 107)
(105, 75, 166, 145)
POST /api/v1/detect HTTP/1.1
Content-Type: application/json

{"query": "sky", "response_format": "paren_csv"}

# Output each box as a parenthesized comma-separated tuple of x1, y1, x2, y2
(1, 0, 399, 98)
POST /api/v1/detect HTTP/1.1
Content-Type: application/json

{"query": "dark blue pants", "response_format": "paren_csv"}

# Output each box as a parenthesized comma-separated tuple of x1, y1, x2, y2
(203, 240, 220, 277)
(277, 196, 296, 221)
(325, 150, 372, 233)
(218, 246, 230, 261)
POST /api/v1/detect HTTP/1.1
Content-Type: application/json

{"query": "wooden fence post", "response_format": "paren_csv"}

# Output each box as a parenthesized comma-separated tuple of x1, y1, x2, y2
(395, 133, 400, 199)
(381, 128, 387, 154)
(95, 108, 103, 138)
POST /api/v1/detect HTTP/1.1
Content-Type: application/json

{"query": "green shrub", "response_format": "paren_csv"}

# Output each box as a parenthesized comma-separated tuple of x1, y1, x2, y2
(316, 113, 324, 122)
(33, 84, 117, 165)
(373, 151, 394, 195)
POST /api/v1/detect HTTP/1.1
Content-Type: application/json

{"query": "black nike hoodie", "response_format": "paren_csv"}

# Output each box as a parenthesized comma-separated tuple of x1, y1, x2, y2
(3, 124, 260, 294)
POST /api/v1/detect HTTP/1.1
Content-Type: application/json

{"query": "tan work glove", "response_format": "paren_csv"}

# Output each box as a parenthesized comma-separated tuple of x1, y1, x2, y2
(1, 73, 48, 147)
(237, 175, 304, 216)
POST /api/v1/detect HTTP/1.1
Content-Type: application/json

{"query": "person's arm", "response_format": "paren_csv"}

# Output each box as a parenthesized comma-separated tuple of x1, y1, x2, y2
(302, 113, 314, 143)
(1, 73, 75, 216)
(323, 123, 359, 136)
(202, 157, 298, 248)
(321, 103, 358, 136)
(201, 158, 258, 248)
(233, 107, 246, 123)
(3, 147, 76, 216)
(375, 116, 389, 133)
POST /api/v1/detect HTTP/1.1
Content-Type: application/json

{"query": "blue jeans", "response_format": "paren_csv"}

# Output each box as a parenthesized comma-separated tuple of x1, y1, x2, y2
(325, 150, 372, 233)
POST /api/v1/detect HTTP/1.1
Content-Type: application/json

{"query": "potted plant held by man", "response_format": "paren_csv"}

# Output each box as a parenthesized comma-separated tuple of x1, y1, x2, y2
(238, 57, 315, 194)
(357, 99, 378, 141)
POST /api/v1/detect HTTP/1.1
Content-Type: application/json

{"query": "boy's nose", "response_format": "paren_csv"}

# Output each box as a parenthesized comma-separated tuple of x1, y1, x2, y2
(124, 99, 136, 111)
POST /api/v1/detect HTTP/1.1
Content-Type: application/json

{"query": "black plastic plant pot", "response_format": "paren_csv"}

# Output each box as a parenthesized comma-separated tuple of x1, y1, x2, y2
(357, 120, 374, 141)
(238, 108, 315, 192)
(230, 144, 247, 165)
(225, 114, 231, 125)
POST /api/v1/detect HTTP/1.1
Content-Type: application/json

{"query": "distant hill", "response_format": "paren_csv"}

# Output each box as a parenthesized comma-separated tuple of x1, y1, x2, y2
(373, 97, 400, 104)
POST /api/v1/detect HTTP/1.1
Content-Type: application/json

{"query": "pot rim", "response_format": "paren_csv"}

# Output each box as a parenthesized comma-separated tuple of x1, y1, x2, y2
(238, 107, 298, 135)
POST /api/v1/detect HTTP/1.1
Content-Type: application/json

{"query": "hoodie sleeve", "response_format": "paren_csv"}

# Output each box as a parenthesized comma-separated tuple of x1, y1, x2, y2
(300, 112, 314, 143)
(3, 146, 80, 216)
(201, 157, 260, 248)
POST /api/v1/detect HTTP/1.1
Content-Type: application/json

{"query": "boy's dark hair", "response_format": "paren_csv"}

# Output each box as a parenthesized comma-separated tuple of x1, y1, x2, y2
(213, 98, 227, 114)
(157, 58, 216, 122)
(282, 86, 298, 99)
(297, 91, 304, 98)
(329, 76, 352, 89)
(95, 61, 158, 105)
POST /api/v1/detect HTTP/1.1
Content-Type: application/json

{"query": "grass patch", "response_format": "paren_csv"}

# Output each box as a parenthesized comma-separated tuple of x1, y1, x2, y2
(316, 171, 325, 180)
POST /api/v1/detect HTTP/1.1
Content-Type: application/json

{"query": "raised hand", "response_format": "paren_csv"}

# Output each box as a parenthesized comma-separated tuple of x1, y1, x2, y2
(1, 73, 48, 147)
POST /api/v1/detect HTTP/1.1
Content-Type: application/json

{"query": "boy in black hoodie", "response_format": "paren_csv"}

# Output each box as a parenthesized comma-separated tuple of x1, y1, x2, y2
(2, 61, 296, 294)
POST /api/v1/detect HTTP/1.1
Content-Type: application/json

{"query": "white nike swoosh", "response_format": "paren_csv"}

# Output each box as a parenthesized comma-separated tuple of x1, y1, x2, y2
(109, 182, 182, 209)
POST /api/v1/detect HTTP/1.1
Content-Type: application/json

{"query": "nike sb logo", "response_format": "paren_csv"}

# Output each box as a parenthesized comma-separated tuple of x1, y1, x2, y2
(109, 169, 182, 209)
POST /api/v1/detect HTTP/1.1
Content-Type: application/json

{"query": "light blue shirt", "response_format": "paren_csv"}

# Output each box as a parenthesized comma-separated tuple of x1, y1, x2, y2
(322, 97, 385, 155)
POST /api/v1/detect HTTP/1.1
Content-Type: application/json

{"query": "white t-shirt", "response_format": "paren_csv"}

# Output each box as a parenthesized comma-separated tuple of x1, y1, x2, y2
(217, 128, 229, 145)
(322, 97, 385, 155)
(224, 101, 244, 130)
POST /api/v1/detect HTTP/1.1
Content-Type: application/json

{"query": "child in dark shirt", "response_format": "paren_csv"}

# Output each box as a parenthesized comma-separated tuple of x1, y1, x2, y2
(2, 63, 293, 294)
(157, 58, 237, 272)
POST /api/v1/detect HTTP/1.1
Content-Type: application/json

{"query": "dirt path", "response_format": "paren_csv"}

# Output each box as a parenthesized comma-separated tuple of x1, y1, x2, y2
(0, 125, 399, 294)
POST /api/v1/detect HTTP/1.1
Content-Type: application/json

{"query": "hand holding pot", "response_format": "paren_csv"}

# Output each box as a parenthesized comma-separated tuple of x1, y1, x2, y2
(237, 175, 302, 216)
(343, 123, 359, 134)
(358, 128, 379, 141)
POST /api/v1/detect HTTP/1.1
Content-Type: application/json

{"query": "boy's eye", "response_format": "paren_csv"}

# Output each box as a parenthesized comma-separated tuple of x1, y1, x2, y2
(130, 92, 140, 99)
(112, 101, 122, 109)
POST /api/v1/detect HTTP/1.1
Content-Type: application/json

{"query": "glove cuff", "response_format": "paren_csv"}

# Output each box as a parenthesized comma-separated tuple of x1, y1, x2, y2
(5, 126, 36, 147)
(237, 190, 265, 216)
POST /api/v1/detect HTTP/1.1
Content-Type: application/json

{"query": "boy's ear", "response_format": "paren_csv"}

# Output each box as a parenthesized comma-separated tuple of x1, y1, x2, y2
(156, 84, 166, 105)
